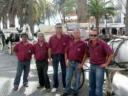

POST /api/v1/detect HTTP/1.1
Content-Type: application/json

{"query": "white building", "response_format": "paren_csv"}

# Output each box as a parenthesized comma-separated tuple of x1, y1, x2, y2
(99, 0, 126, 35)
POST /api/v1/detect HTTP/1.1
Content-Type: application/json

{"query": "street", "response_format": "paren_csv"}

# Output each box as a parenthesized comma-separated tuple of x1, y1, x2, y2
(0, 51, 88, 96)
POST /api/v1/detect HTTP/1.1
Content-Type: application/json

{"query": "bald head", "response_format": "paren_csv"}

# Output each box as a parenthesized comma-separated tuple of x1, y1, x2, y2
(37, 32, 45, 42)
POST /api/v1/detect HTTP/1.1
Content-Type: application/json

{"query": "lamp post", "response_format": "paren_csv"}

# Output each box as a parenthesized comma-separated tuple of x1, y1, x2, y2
(105, 13, 110, 41)
(105, 13, 110, 36)
(105, 14, 108, 34)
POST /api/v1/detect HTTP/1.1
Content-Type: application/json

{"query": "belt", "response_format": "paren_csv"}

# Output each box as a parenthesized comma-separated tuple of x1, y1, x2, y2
(69, 60, 80, 63)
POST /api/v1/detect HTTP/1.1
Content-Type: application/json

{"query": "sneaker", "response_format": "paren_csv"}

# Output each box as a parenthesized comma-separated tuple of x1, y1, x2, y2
(51, 88, 57, 92)
(13, 86, 18, 91)
(42, 87, 46, 91)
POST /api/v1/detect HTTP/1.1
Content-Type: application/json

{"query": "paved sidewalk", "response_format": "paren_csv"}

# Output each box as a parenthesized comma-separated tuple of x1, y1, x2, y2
(0, 52, 88, 96)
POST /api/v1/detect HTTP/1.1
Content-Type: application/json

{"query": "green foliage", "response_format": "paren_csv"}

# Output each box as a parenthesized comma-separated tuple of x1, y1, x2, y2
(88, 0, 115, 18)
(88, 0, 116, 31)
(54, 0, 76, 15)
(0, 0, 56, 25)
(63, 0, 76, 15)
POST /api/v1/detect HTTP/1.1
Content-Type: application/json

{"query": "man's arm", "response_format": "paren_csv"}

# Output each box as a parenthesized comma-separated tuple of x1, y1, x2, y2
(101, 54, 113, 68)
(82, 52, 88, 65)
(101, 41, 113, 68)
(13, 43, 18, 53)
(65, 51, 69, 67)
(78, 52, 88, 69)
(48, 48, 52, 65)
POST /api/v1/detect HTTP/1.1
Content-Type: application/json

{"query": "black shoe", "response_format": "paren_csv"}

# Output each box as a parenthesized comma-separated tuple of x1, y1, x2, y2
(37, 86, 43, 89)
(23, 83, 28, 87)
(61, 93, 69, 96)
(73, 93, 78, 96)
(13, 86, 18, 91)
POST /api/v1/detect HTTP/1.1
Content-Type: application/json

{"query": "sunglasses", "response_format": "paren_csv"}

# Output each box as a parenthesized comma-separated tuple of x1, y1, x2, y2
(89, 34, 98, 37)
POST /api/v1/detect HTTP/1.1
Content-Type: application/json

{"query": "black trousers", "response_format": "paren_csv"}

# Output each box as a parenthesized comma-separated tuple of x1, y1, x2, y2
(36, 60, 50, 88)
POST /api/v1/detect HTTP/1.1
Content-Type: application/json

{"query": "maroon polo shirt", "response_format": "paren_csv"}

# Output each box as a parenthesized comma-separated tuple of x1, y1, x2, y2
(66, 39, 86, 63)
(33, 41, 49, 61)
(14, 41, 33, 61)
(49, 34, 71, 55)
(88, 39, 113, 65)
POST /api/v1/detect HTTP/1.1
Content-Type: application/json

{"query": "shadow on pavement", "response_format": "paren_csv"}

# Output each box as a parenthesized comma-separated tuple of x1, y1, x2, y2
(8, 87, 26, 96)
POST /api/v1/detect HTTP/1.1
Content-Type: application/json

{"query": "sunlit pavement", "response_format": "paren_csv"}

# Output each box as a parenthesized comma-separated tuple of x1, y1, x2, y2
(0, 51, 88, 96)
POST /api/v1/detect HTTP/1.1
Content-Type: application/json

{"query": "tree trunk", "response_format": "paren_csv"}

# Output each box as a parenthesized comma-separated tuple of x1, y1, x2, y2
(96, 17, 99, 34)
(29, 22, 34, 36)
(76, 0, 88, 22)
(3, 16, 7, 29)
(0, 18, 2, 30)
(9, 14, 15, 27)
(125, 0, 128, 35)
(18, 16, 24, 28)
(62, 10, 65, 23)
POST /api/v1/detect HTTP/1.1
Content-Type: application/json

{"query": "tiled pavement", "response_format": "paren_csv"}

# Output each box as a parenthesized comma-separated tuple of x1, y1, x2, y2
(0, 52, 88, 96)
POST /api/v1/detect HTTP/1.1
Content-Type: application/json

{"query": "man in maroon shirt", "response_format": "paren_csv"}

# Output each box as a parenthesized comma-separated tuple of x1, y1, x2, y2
(13, 33, 33, 91)
(33, 33, 50, 91)
(62, 29, 87, 96)
(88, 29, 113, 96)
(49, 23, 71, 92)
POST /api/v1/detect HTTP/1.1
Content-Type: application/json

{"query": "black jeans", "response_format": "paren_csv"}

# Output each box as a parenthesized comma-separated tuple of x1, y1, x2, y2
(14, 61, 30, 86)
(52, 54, 66, 88)
(36, 60, 50, 89)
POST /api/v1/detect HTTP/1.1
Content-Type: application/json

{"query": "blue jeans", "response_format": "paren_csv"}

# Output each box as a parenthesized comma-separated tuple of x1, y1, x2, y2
(89, 64, 105, 96)
(65, 61, 81, 94)
(14, 61, 30, 86)
(52, 54, 66, 88)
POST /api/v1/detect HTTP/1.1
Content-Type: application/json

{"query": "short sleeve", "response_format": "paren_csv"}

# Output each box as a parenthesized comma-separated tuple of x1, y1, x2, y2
(102, 41, 113, 55)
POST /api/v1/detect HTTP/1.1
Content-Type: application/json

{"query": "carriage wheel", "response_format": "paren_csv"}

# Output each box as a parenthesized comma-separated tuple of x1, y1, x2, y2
(0, 37, 3, 51)
(8, 41, 12, 54)
(71, 69, 85, 90)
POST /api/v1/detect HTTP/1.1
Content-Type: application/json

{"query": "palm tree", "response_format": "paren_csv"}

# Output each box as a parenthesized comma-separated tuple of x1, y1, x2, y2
(0, 0, 10, 29)
(16, 0, 55, 34)
(43, 1, 57, 25)
(54, 0, 88, 23)
(53, 0, 76, 23)
(0, 0, 54, 35)
(125, 0, 128, 34)
(76, 0, 88, 22)
(88, 0, 115, 33)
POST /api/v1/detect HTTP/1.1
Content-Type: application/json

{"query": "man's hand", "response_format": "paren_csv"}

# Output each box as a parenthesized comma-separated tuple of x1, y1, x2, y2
(65, 60, 69, 68)
(100, 63, 108, 68)
(78, 64, 83, 69)
(48, 58, 52, 65)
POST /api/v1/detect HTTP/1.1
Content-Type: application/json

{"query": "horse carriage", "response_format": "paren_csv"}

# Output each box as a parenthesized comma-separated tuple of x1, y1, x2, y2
(2, 28, 21, 54)
(66, 24, 128, 96)
(84, 35, 128, 96)
(0, 24, 33, 54)
(105, 36, 128, 96)
(0, 30, 5, 51)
